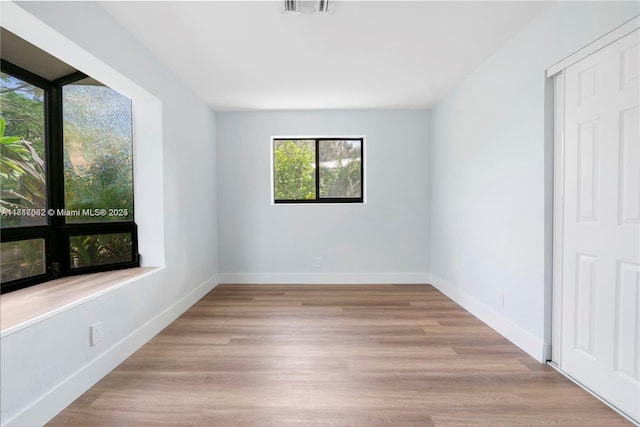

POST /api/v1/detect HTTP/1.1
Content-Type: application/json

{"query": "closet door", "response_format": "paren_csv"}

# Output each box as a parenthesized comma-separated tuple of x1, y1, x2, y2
(560, 28, 639, 422)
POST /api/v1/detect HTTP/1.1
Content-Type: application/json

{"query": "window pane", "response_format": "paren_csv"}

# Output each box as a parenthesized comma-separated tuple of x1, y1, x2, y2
(273, 139, 316, 200)
(69, 232, 132, 269)
(63, 80, 133, 223)
(0, 239, 46, 283)
(0, 72, 47, 227)
(319, 140, 362, 198)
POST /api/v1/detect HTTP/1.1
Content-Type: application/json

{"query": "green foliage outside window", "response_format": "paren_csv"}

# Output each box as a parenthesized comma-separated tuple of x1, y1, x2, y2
(0, 118, 46, 223)
(70, 233, 132, 268)
(273, 139, 316, 200)
(63, 84, 134, 223)
(320, 158, 362, 198)
(0, 72, 46, 227)
(319, 140, 362, 198)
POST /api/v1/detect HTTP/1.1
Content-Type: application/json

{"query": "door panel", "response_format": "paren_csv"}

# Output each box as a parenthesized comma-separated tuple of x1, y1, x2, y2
(614, 261, 639, 381)
(619, 106, 639, 225)
(561, 29, 640, 422)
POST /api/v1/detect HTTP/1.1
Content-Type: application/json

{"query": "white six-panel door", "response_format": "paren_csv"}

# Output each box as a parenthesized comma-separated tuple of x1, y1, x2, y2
(560, 28, 639, 422)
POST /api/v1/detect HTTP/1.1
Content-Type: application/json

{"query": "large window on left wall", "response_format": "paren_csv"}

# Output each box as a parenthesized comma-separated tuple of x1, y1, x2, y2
(0, 58, 139, 294)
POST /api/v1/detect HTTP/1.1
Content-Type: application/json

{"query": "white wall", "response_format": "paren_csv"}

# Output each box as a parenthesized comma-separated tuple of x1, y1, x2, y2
(0, 2, 219, 426)
(217, 110, 429, 284)
(429, 1, 639, 361)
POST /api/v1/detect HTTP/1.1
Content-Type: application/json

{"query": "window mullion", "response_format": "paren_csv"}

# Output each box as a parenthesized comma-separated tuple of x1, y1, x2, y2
(360, 139, 364, 201)
(47, 83, 65, 223)
(315, 139, 320, 200)
(46, 82, 66, 277)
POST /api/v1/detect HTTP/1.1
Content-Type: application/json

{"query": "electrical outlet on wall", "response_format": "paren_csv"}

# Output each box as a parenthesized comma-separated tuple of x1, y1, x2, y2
(314, 256, 322, 268)
(90, 321, 103, 347)
(498, 291, 505, 308)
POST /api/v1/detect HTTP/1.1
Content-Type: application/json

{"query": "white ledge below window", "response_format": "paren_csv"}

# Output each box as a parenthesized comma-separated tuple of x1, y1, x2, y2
(0, 267, 159, 337)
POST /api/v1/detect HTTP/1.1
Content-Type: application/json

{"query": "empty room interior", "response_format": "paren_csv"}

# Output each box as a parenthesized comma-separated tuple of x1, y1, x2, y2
(1, 1, 639, 426)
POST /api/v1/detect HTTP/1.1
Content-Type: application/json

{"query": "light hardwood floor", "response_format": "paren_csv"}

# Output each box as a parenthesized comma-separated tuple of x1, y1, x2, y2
(47, 284, 631, 426)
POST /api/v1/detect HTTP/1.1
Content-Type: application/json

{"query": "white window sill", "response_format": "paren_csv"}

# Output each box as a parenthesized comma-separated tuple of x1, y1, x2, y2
(0, 267, 160, 338)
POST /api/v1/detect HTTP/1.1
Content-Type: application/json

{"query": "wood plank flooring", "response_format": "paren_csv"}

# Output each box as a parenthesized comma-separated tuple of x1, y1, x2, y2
(47, 284, 631, 426)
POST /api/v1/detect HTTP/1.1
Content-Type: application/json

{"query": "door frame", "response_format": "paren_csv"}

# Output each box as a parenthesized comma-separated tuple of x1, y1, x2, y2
(551, 70, 565, 365)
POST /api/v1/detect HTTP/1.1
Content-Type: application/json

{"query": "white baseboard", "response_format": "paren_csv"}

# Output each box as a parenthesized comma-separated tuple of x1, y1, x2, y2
(217, 272, 430, 285)
(4, 275, 219, 427)
(429, 273, 548, 363)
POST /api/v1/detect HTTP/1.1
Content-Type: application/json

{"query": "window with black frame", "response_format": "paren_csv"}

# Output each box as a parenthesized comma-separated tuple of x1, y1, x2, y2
(0, 60, 139, 294)
(273, 137, 364, 203)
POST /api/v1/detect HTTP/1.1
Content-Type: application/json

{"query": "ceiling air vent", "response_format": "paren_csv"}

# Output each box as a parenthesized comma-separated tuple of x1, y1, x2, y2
(284, 0, 333, 14)
(283, 0, 299, 13)
(315, 0, 330, 13)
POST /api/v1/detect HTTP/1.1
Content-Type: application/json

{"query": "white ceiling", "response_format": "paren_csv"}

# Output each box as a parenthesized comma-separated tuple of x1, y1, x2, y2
(99, 1, 551, 111)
